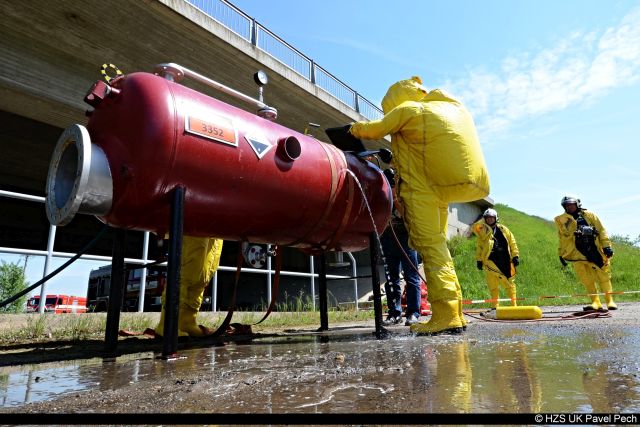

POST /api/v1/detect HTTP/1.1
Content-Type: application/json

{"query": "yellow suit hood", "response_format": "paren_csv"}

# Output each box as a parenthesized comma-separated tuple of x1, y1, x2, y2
(350, 77, 490, 204)
(381, 76, 428, 114)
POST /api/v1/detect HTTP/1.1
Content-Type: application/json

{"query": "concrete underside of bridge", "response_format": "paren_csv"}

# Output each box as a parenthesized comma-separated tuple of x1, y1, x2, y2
(1, 0, 385, 195)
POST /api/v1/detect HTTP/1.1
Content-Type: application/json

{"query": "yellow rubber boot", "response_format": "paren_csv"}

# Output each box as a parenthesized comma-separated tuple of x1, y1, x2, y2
(583, 282, 603, 311)
(575, 262, 603, 311)
(176, 237, 222, 337)
(155, 306, 166, 337)
(156, 237, 223, 338)
(455, 279, 467, 328)
(486, 272, 501, 308)
(489, 286, 500, 308)
(451, 277, 467, 328)
(507, 284, 518, 307)
(410, 299, 464, 335)
(601, 281, 617, 310)
(155, 305, 210, 338)
(154, 299, 189, 338)
(458, 299, 467, 329)
(178, 305, 213, 337)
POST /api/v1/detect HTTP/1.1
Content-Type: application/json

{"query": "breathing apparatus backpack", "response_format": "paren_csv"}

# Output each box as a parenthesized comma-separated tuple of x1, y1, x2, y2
(574, 216, 604, 268)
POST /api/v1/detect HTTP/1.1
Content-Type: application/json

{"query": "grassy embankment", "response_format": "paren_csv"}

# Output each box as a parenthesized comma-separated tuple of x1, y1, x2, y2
(1, 203, 638, 344)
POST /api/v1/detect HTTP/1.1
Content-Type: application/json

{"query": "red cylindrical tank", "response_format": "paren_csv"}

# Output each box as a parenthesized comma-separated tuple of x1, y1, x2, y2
(46, 71, 391, 253)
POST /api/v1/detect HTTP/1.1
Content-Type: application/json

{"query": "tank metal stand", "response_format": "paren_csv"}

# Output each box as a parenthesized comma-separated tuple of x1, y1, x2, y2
(162, 186, 185, 359)
(104, 228, 127, 352)
(316, 236, 387, 338)
(317, 253, 329, 331)
(369, 232, 388, 339)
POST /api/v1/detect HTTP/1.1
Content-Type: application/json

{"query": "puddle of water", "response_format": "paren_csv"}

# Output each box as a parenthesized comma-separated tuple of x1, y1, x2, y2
(2, 325, 640, 412)
(0, 353, 156, 407)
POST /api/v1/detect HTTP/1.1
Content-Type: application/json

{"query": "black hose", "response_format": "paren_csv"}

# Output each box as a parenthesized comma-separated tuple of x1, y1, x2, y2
(0, 225, 109, 310)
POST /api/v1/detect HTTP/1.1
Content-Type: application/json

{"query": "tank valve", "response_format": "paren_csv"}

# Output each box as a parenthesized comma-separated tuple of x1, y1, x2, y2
(84, 80, 112, 108)
(242, 242, 267, 268)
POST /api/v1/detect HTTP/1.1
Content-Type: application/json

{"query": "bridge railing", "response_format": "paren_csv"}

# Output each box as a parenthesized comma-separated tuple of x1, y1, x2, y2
(184, 0, 383, 121)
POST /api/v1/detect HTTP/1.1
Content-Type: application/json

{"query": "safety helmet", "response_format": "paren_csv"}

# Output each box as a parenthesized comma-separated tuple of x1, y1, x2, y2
(561, 194, 581, 209)
(483, 208, 498, 221)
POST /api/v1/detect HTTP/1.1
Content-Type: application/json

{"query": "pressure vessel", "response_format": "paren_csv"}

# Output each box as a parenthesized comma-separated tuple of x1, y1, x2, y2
(45, 71, 392, 253)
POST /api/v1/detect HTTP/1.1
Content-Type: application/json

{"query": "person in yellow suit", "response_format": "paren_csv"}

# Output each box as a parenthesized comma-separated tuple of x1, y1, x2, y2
(155, 236, 224, 337)
(473, 208, 519, 308)
(349, 77, 490, 335)
(555, 195, 616, 311)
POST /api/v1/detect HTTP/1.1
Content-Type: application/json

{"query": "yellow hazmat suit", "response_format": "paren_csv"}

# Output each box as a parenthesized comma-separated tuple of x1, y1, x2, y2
(156, 236, 224, 337)
(555, 209, 616, 310)
(473, 220, 519, 307)
(350, 77, 490, 334)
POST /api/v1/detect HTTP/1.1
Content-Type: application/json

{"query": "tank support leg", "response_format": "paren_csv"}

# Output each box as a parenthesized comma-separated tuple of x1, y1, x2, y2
(369, 232, 388, 339)
(162, 186, 185, 359)
(318, 253, 329, 331)
(105, 227, 127, 352)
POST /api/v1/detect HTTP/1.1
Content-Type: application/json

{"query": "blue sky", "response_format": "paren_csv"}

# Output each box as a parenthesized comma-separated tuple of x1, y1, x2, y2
(231, 0, 640, 241)
(5, 0, 640, 299)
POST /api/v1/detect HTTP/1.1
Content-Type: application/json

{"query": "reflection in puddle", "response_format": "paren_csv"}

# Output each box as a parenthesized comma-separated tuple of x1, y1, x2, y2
(0, 353, 156, 408)
(2, 326, 640, 412)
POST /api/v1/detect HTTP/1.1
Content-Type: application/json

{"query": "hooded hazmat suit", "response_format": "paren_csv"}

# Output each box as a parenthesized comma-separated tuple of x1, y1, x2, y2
(350, 77, 490, 334)
(156, 236, 223, 337)
(473, 220, 519, 307)
(554, 208, 616, 310)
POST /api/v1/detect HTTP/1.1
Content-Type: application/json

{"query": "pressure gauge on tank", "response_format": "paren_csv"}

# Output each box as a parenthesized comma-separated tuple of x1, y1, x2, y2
(254, 70, 268, 86)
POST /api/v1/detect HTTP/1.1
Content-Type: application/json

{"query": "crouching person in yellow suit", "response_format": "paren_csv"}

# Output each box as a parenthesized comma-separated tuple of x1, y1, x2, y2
(555, 195, 616, 311)
(349, 77, 490, 335)
(473, 208, 519, 308)
(155, 236, 224, 337)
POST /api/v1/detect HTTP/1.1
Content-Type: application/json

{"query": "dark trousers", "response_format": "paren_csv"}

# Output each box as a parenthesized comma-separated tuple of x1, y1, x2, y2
(380, 225, 422, 317)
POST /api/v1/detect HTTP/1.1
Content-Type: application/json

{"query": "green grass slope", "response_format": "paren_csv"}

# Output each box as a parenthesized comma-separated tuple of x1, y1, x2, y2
(450, 203, 640, 309)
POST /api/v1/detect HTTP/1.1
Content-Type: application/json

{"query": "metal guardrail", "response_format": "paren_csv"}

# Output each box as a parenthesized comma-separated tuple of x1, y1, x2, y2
(187, 0, 252, 40)
(184, 0, 384, 121)
(256, 26, 312, 80)
(0, 190, 359, 312)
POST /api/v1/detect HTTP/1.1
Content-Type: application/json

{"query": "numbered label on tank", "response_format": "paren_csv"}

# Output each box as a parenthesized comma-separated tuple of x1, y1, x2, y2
(185, 115, 238, 147)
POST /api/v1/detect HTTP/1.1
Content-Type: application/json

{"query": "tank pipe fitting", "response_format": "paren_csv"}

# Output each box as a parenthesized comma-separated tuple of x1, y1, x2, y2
(277, 136, 301, 161)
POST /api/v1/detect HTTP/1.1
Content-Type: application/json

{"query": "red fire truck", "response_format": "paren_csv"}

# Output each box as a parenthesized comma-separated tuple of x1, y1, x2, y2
(26, 294, 88, 313)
